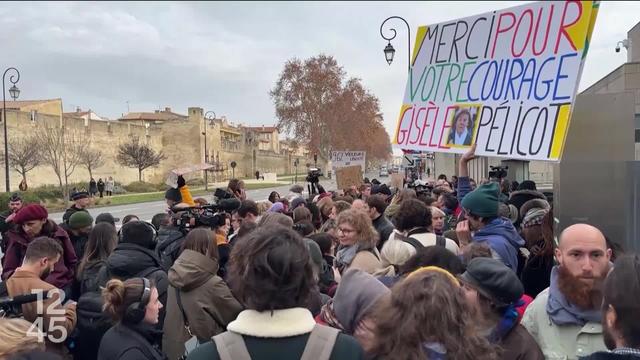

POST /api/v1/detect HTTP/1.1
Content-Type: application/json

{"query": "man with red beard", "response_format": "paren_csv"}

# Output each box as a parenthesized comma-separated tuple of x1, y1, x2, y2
(522, 224, 611, 359)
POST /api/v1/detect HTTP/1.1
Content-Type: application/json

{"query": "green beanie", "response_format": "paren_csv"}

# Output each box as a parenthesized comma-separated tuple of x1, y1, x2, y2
(69, 211, 94, 229)
(461, 182, 500, 218)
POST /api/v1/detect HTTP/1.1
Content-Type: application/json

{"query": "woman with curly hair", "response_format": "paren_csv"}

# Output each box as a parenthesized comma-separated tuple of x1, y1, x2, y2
(371, 267, 497, 360)
(334, 209, 381, 275)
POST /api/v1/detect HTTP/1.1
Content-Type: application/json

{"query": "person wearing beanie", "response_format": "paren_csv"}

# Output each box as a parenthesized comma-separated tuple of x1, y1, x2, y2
(95, 212, 120, 227)
(508, 179, 547, 228)
(100, 220, 169, 330)
(456, 145, 524, 272)
(60, 211, 94, 274)
(460, 258, 544, 360)
(62, 190, 91, 225)
(519, 200, 554, 298)
(2, 204, 77, 294)
(317, 269, 390, 356)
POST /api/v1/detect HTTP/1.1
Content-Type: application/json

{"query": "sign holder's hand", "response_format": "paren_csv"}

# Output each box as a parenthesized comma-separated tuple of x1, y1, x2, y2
(456, 220, 473, 247)
(459, 144, 477, 178)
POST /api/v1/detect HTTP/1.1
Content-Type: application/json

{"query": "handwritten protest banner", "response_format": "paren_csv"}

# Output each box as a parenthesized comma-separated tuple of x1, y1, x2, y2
(393, 1, 599, 161)
(330, 151, 366, 171)
(335, 165, 363, 190)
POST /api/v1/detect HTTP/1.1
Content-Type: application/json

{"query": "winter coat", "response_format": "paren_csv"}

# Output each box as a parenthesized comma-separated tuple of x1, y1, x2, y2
(581, 351, 640, 360)
(500, 324, 544, 360)
(90, 180, 98, 193)
(186, 308, 363, 360)
(98, 323, 167, 360)
(346, 249, 382, 275)
(155, 226, 186, 271)
(60, 223, 90, 266)
(101, 242, 169, 329)
(97, 180, 106, 192)
(163, 249, 242, 360)
(105, 179, 115, 192)
(6, 268, 77, 355)
(2, 221, 77, 289)
(78, 260, 108, 294)
(521, 288, 607, 360)
(372, 215, 394, 251)
(472, 217, 525, 272)
(520, 247, 554, 298)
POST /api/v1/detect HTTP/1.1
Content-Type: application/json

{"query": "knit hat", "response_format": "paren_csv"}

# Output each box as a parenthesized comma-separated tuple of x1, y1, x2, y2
(120, 221, 156, 249)
(291, 197, 306, 210)
(165, 187, 182, 203)
(522, 208, 549, 228)
(519, 198, 550, 222)
(304, 238, 323, 275)
(460, 182, 500, 217)
(13, 204, 48, 224)
(460, 257, 523, 307)
(71, 191, 90, 201)
(333, 269, 390, 334)
(96, 212, 120, 226)
(69, 211, 94, 229)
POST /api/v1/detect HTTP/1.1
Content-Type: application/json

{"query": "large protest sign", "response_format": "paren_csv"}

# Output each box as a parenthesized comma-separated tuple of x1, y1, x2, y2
(335, 165, 363, 190)
(393, 1, 599, 161)
(331, 151, 366, 171)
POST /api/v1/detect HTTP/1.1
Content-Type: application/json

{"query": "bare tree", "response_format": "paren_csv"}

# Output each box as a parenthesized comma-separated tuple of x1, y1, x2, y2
(8, 136, 42, 186)
(117, 136, 166, 181)
(36, 125, 89, 202)
(79, 148, 105, 179)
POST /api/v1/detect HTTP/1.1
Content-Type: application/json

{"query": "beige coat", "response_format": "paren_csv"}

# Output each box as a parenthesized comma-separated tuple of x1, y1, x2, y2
(162, 250, 243, 360)
(347, 249, 382, 275)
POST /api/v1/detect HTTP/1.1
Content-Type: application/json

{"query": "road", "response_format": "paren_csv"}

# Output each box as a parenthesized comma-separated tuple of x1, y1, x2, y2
(49, 172, 378, 223)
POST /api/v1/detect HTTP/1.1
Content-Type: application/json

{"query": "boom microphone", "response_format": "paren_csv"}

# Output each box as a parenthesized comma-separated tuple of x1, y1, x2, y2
(0, 291, 49, 308)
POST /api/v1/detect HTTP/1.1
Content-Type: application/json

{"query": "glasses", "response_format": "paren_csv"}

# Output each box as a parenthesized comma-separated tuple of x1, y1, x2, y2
(337, 227, 356, 235)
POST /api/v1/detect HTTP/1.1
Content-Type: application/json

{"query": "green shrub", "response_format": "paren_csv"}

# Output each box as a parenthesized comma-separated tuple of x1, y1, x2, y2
(186, 177, 205, 186)
(123, 181, 159, 193)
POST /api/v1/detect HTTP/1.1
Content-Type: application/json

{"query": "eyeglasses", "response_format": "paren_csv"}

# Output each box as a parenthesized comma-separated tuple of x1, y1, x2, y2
(337, 227, 356, 235)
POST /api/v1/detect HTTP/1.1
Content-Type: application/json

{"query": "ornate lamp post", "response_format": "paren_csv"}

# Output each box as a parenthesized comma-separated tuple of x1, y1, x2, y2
(203, 111, 216, 191)
(3, 67, 20, 192)
(380, 16, 411, 72)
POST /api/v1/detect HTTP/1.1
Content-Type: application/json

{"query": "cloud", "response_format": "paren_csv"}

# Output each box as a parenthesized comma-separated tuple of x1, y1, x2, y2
(1, 1, 638, 140)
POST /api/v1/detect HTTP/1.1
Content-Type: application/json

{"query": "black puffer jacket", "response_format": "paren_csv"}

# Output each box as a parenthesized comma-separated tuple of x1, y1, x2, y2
(155, 226, 186, 271)
(100, 243, 169, 329)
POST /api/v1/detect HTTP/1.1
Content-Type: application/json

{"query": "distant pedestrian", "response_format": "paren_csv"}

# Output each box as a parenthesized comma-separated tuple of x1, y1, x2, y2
(97, 178, 105, 198)
(105, 176, 115, 197)
(89, 178, 98, 198)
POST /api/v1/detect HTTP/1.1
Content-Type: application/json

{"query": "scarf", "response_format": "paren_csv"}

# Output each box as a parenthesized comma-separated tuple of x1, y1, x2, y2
(488, 300, 522, 343)
(319, 300, 345, 331)
(546, 266, 601, 326)
(335, 244, 359, 273)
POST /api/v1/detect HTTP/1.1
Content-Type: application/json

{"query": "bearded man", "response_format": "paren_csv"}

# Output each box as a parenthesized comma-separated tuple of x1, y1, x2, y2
(522, 223, 611, 359)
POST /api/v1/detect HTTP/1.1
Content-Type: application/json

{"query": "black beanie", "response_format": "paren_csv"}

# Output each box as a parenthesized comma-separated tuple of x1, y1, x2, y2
(121, 221, 156, 249)
(165, 187, 182, 203)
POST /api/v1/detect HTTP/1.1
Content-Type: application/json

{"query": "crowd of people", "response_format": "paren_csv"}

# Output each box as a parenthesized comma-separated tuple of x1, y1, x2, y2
(0, 145, 638, 360)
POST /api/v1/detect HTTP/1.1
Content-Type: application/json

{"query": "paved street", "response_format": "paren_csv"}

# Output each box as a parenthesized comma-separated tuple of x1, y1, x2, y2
(49, 173, 375, 224)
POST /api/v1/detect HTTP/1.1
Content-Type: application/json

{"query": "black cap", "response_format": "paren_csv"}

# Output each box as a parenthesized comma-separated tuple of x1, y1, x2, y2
(460, 257, 523, 307)
(165, 188, 182, 203)
(9, 193, 21, 202)
(96, 213, 120, 226)
(71, 191, 90, 201)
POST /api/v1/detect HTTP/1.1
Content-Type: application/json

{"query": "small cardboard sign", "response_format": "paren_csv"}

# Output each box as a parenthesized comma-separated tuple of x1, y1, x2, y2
(335, 165, 363, 190)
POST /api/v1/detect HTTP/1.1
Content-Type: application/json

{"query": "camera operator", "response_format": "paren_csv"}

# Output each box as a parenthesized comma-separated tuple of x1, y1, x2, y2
(156, 203, 191, 271)
(6, 237, 77, 355)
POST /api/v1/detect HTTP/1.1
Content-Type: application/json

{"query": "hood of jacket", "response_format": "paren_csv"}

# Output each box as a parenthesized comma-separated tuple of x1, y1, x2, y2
(168, 249, 219, 291)
(107, 242, 163, 279)
(509, 190, 546, 206)
(473, 217, 525, 271)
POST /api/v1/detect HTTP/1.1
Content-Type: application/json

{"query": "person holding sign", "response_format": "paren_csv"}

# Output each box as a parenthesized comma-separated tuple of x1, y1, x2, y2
(447, 108, 474, 146)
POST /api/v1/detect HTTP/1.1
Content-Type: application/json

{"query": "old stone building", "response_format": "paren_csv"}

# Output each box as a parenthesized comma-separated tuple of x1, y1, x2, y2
(1, 99, 315, 191)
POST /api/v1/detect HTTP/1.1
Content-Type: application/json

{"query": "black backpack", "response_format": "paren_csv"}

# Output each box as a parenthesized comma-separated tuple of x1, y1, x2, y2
(156, 227, 185, 271)
(397, 232, 446, 251)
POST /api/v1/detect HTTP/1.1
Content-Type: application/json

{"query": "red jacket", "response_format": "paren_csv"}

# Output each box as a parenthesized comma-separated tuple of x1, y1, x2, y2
(1, 220, 77, 289)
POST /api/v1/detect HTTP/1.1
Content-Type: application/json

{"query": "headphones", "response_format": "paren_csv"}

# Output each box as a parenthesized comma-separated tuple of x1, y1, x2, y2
(118, 220, 158, 244)
(124, 278, 151, 324)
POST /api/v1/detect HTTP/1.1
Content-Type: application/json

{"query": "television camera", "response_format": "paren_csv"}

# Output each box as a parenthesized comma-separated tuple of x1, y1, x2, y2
(170, 188, 241, 231)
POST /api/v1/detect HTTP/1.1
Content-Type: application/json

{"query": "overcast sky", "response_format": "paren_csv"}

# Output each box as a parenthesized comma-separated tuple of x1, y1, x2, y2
(1, 1, 637, 138)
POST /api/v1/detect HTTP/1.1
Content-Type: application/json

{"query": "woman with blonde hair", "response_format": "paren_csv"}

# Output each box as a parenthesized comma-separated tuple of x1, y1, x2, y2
(334, 209, 381, 275)
(371, 268, 497, 360)
(0, 318, 45, 359)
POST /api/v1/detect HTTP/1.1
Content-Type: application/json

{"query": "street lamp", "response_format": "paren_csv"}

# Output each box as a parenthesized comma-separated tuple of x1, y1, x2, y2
(380, 16, 411, 72)
(203, 111, 216, 191)
(3, 67, 20, 192)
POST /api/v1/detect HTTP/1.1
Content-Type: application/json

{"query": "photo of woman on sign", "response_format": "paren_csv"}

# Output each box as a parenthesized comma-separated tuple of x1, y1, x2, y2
(447, 107, 476, 146)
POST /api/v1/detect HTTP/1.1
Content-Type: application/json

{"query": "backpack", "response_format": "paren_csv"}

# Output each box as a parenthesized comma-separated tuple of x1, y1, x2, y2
(213, 325, 340, 360)
(156, 228, 186, 271)
(397, 232, 446, 251)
